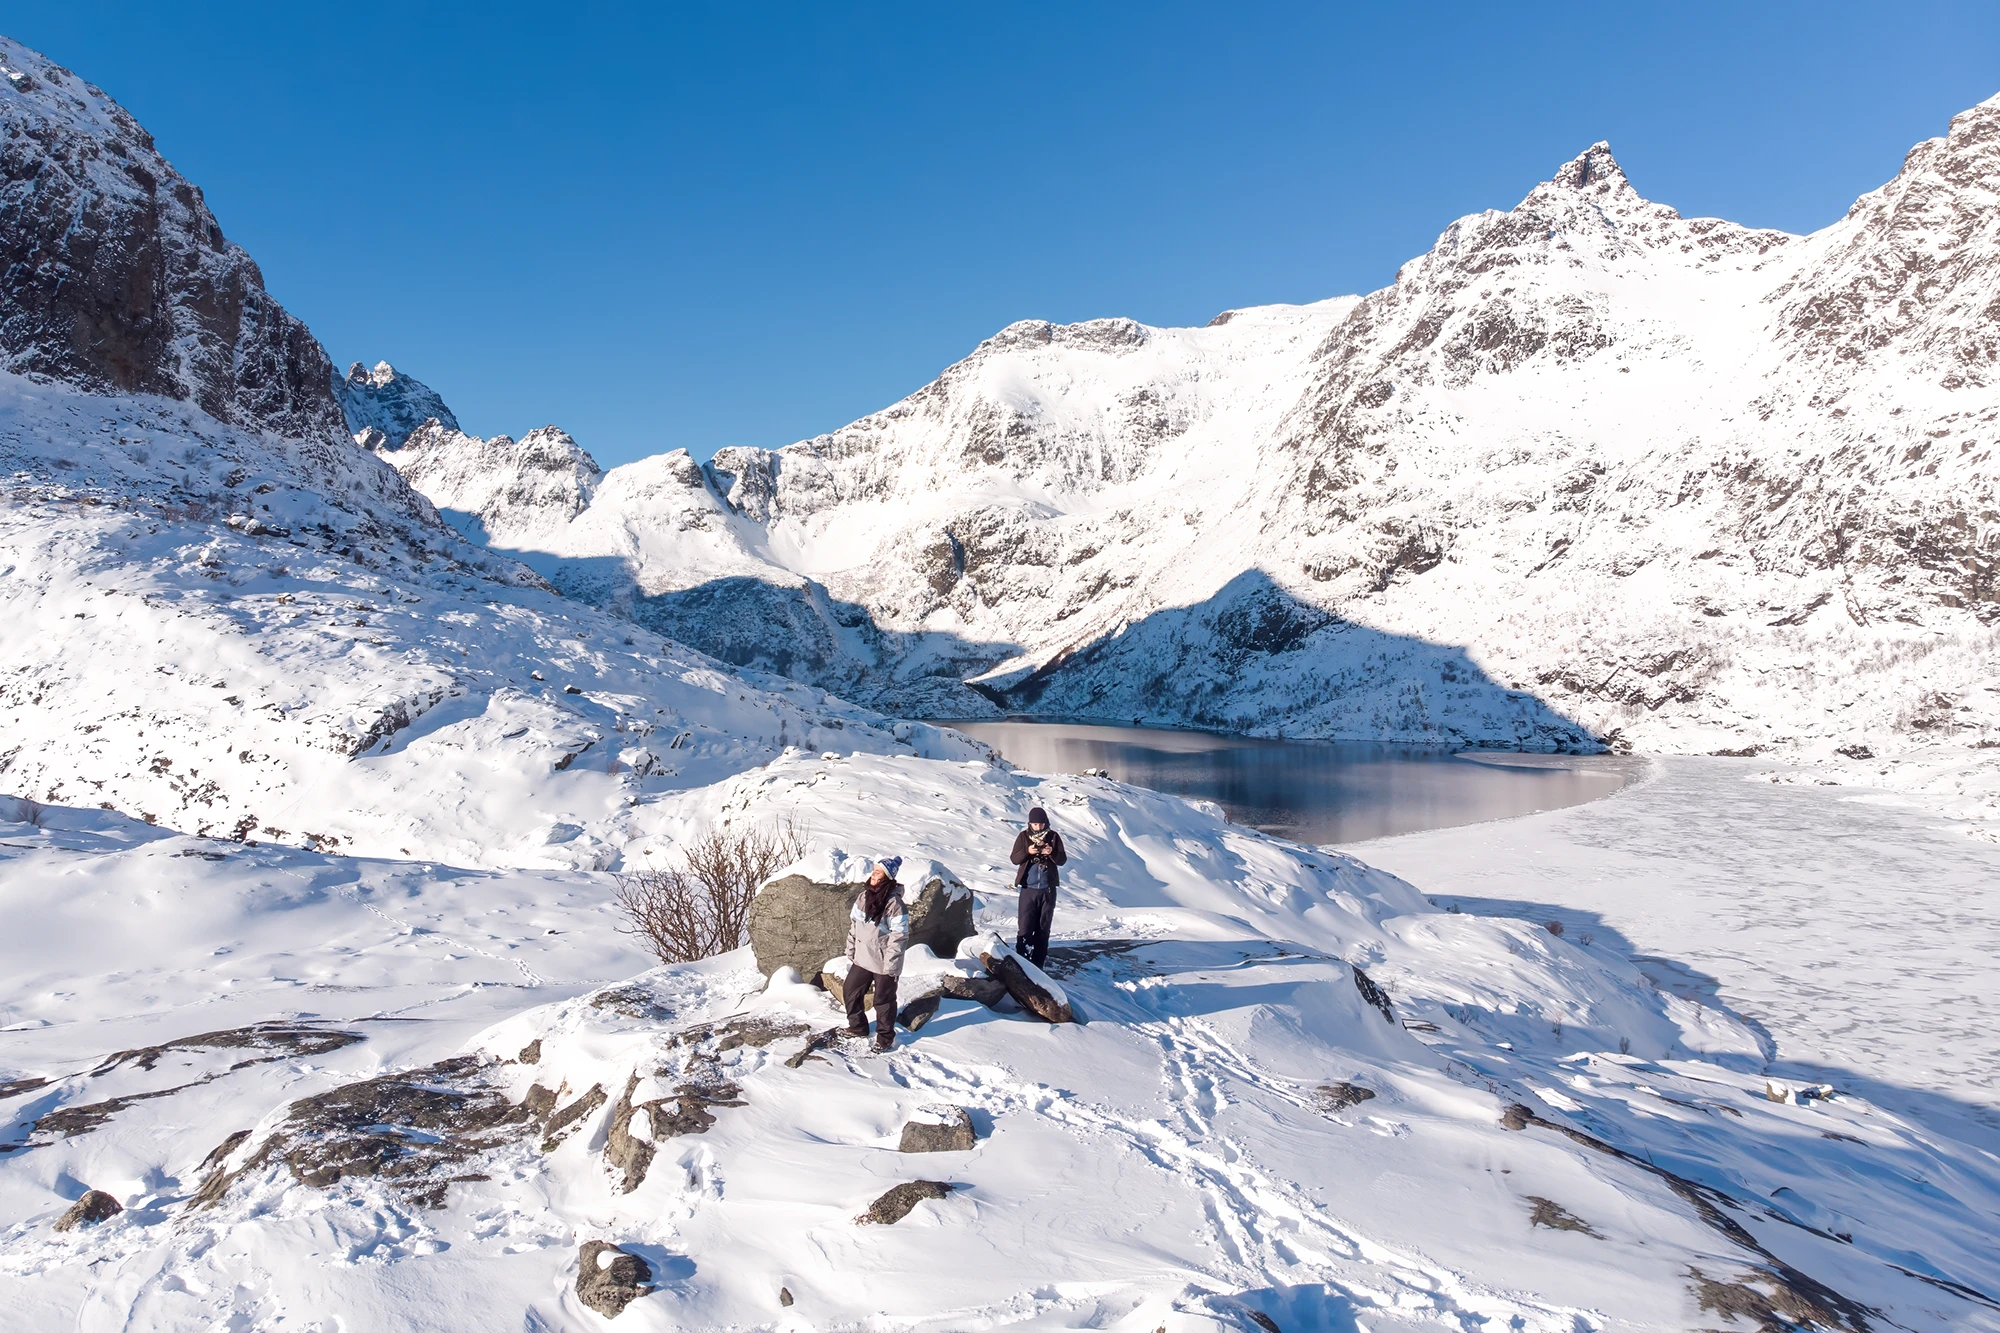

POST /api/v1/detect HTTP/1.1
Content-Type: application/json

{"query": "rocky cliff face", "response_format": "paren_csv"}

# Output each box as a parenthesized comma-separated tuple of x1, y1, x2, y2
(378, 97, 2000, 764)
(0, 38, 351, 456)
(335, 361, 462, 450)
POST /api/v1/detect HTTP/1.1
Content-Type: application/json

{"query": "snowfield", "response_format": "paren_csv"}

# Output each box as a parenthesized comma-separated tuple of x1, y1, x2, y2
(5, 759, 1997, 1331)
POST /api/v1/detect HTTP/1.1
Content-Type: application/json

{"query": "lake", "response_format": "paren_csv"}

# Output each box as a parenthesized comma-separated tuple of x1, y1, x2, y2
(941, 720, 1640, 845)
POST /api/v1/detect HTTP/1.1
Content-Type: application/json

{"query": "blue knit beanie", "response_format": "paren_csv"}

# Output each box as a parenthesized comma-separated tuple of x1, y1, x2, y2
(878, 856, 902, 880)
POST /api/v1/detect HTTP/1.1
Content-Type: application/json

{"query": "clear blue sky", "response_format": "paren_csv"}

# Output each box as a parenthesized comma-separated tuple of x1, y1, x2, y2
(10, 3, 1999, 465)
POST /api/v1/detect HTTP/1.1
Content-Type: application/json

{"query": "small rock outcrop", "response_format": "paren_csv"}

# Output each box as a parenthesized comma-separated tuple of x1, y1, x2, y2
(53, 1189, 122, 1231)
(898, 1106, 977, 1153)
(576, 1241, 654, 1318)
(751, 865, 974, 980)
(1314, 1082, 1375, 1113)
(975, 937, 1074, 1024)
(860, 1179, 955, 1225)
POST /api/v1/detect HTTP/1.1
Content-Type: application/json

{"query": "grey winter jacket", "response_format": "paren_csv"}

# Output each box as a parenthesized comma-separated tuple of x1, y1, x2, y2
(845, 886, 909, 975)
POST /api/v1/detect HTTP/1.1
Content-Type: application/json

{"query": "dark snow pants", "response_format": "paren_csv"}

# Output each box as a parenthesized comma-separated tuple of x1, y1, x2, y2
(1016, 881, 1056, 969)
(843, 963, 899, 1034)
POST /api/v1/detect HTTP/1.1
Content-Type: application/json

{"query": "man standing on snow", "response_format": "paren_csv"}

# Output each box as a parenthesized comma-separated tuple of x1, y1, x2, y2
(843, 857, 908, 1052)
(1009, 807, 1067, 968)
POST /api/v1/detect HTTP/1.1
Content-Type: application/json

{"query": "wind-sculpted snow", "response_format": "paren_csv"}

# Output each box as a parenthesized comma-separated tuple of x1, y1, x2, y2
(3, 762, 1995, 1330)
(384, 98, 2000, 818)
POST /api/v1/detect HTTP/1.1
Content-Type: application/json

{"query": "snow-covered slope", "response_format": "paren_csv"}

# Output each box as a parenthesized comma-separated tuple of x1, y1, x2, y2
(4, 763, 1994, 1331)
(0, 37, 979, 865)
(390, 101, 2000, 779)
(334, 360, 462, 450)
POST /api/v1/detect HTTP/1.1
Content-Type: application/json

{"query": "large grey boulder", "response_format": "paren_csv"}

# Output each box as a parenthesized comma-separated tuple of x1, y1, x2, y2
(974, 934, 1075, 1024)
(576, 1241, 654, 1318)
(750, 861, 974, 980)
(899, 1105, 977, 1153)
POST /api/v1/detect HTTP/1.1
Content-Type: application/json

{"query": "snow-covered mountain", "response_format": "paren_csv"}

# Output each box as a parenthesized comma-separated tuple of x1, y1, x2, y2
(334, 360, 462, 450)
(387, 102, 2000, 774)
(0, 35, 979, 866)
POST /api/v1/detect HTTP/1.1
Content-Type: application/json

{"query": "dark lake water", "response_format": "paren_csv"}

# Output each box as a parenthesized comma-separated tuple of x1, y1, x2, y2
(942, 720, 1639, 845)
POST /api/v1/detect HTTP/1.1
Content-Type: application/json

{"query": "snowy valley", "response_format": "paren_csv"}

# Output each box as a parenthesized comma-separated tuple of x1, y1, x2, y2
(356, 110, 2000, 826)
(1, 29, 1998, 1333)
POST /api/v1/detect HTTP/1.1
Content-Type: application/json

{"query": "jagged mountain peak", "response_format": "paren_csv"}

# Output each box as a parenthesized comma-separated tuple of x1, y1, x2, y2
(334, 358, 462, 448)
(1513, 139, 1681, 227)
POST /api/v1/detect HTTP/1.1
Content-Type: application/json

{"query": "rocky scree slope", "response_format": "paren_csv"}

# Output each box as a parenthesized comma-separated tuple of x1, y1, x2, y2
(387, 99, 2000, 784)
(0, 36, 979, 865)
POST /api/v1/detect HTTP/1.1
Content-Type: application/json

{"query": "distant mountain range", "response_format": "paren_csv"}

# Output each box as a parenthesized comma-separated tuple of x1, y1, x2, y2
(363, 107, 2000, 761)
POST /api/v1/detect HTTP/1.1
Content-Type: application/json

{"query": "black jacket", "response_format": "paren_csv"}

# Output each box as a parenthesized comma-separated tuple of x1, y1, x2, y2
(1009, 828, 1068, 888)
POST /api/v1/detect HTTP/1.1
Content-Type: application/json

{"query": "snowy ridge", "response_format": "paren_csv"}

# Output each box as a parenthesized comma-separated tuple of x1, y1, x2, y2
(385, 102, 2000, 813)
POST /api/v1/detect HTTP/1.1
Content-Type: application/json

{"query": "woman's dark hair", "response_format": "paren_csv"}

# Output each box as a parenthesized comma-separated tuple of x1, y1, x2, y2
(861, 875, 899, 923)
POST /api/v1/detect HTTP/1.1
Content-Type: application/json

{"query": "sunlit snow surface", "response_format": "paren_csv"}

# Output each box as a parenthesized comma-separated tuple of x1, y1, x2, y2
(2, 758, 1994, 1331)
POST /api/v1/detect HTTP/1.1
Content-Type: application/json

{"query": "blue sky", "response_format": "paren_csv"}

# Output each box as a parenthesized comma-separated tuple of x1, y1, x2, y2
(10, 3, 2000, 466)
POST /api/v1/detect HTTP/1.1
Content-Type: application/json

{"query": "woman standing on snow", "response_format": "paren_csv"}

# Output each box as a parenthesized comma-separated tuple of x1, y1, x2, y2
(1009, 807, 1067, 968)
(843, 857, 908, 1052)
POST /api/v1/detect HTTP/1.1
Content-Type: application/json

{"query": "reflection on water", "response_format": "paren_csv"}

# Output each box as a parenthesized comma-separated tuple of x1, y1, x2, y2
(942, 720, 1639, 845)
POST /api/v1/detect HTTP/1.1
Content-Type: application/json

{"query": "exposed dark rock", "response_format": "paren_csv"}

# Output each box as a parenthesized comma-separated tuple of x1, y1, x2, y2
(783, 1028, 844, 1069)
(194, 1056, 535, 1211)
(92, 1023, 365, 1076)
(934, 973, 1009, 1008)
(673, 1016, 813, 1052)
(1352, 967, 1394, 1023)
(978, 943, 1074, 1024)
(860, 1179, 956, 1225)
(541, 1083, 607, 1152)
(516, 1039, 542, 1064)
(602, 1064, 747, 1195)
(53, 1189, 122, 1231)
(0, 38, 352, 449)
(1526, 1196, 1601, 1237)
(751, 867, 974, 979)
(897, 993, 943, 1032)
(1314, 1082, 1376, 1113)
(576, 1241, 654, 1319)
(898, 1106, 977, 1153)
(604, 1075, 655, 1194)
(779, 1286, 794, 1307)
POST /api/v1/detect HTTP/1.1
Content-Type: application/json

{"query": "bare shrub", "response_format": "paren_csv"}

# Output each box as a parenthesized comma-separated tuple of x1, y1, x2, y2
(614, 817, 808, 964)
